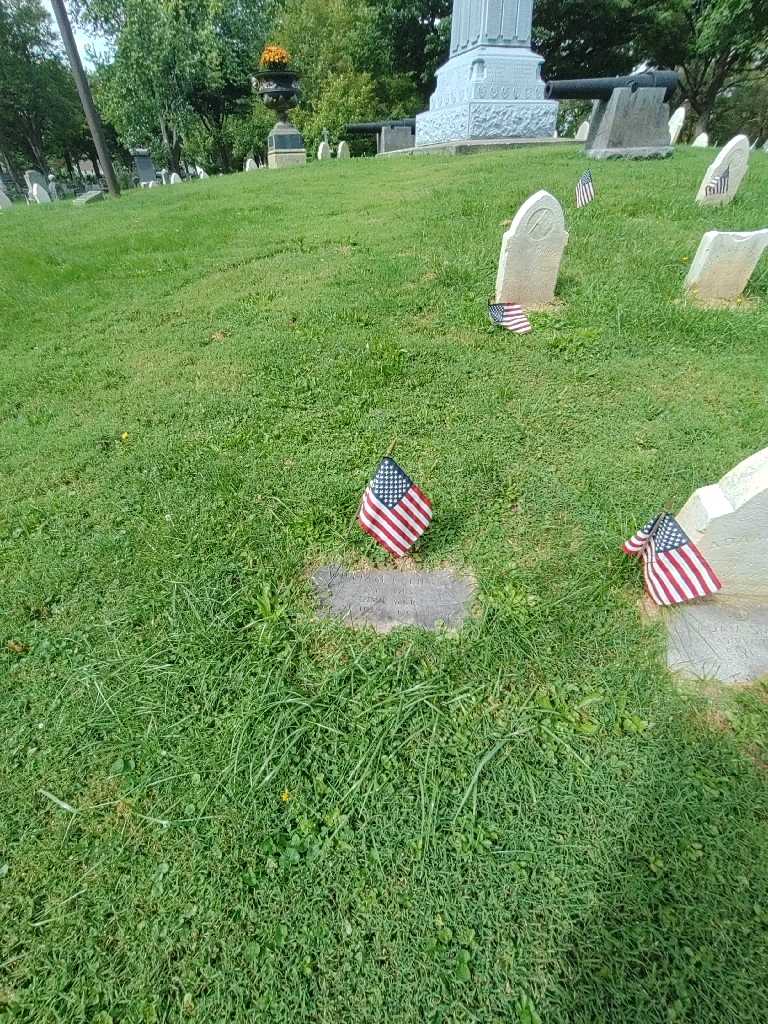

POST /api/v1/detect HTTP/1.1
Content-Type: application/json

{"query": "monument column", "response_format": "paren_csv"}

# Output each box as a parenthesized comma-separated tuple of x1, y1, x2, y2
(416, 0, 557, 148)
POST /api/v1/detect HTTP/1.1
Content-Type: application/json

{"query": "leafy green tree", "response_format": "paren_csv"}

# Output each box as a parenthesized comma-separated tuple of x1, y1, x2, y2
(372, 0, 451, 102)
(709, 74, 768, 146)
(533, 0, 639, 81)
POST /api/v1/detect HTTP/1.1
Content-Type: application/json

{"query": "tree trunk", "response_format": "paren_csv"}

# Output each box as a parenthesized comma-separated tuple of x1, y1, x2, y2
(159, 114, 182, 174)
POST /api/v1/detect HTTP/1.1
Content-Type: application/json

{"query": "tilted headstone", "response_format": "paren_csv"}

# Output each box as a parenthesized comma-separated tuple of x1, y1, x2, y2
(668, 105, 686, 144)
(24, 169, 48, 194)
(666, 448, 768, 683)
(695, 134, 750, 206)
(495, 190, 568, 309)
(317, 141, 331, 160)
(73, 190, 105, 205)
(691, 132, 709, 147)
(169, 172, 182, 184)
(574, 121, 590, 142)
(31, 183, 51, 204)
(244, 158, 258, 172)
(684, 230, 768, 303)
(0, 189, 12, 210)
(336, 140, 351, 160)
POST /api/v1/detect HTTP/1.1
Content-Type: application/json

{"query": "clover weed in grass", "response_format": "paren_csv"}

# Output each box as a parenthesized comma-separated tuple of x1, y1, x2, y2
(1, 149, 768, 1023)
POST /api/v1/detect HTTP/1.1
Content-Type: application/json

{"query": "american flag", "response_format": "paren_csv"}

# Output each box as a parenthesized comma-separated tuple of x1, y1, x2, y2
(623, 512, 722, 606)
(705, 165, 730, 197)
(576, 169, 595, 208)
(488, 302, 532, 334)
(358, 457, 433, 558)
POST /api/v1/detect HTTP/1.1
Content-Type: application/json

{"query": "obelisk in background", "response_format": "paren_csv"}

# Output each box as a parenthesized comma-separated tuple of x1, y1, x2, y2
(415, 0, 557, 147)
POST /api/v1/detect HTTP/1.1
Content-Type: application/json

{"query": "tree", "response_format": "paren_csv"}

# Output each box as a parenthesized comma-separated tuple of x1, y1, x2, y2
(533, 0, 640, 81)
(372, 0, 451, 103)
(636, 0, 768, 134)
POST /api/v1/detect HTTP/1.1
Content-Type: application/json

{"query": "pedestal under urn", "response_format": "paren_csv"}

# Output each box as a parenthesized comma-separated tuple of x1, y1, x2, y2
(252, 46, 307, 169)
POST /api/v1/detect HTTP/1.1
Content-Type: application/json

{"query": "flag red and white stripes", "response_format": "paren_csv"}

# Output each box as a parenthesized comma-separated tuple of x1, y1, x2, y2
(488, 302, 532, 334)
(358, 457, 433, 558)
(623, 513, 722, 606)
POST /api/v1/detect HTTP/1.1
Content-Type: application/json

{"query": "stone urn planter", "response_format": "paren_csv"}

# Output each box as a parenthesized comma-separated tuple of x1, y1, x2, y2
(253, 60, 306, 169)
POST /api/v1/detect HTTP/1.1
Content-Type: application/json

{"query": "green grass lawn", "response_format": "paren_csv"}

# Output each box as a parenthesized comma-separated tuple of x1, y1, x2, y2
(2, 146, 768, 1024)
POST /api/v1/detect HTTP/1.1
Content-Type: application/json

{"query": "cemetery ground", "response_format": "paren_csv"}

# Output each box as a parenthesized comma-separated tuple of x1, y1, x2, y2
(2, 147, 768, 1024)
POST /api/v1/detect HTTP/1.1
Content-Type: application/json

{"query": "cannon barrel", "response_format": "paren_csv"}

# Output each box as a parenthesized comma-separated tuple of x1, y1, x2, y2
(544, 71, 678, 103)
(345, 119, 416, 136)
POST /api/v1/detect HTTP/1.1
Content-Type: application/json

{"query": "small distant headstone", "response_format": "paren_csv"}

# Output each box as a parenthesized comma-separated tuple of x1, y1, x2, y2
(574, 120, 589, 141)
(196, 165, 209, 179)
(73, 190, 105, 205)
(160, 169, 170, 185)
(317, 141, 332, 160)
(169, 172, 182, 184)
(695, 134, 750, 206)
(244, 158, 258, 172)
(47, 174, 59, 200)
(691, 132, 709, 147)
(147, 181, 159, 188)
(495, 190, 568, 309)
(31, 183, 51, 204)
(337, 141, 351, 160)
(684, 229, 768, 304)
(24, 169, 48, 194)
(666, 448, 768, 683)
(0, 189, 12, 210)
(130, 147, 157, 186)
(312, 565, 476, 633)
(668, 105, 686, 144)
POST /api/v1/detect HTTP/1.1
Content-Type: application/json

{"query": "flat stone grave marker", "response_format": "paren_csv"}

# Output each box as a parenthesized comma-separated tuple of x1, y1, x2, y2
(574, 121, 589, 141)
(73, 190, 105, 206)
(337, 141, 351, 159)
(31, 183, 50, 204)
(665, 447, 768, 684)
(684, 229, 768, 304)
(668, 105, 686, 144)
(312, 564, 476, 633)
(696, 134, 750, 206)
(317, 141, 331, 160)
(496, 189, 568, 309)
(691, 132, 709, 147)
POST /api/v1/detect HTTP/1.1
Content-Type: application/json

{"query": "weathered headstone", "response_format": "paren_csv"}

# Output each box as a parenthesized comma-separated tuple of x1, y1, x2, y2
(160, 169, 170, 185)
(47, 174, 58, 200)
(668, 105, 686, 144)
(169, 172, 182, 184)
(317, 141, 331, 160)
(695, 134, 750, 206)
(666, 448, 768, 683)
(691, 132, 709, 147)
(31, 183, 51, 204)
(574, 120, 590, 141)
(312, 565, 476, 633)
(244, 158, 258, 172)
(73, 190, 105, 205)
(196, 166, 209, 179)
(130, 148, 156, 185)
(24, 169, 47, 195)
(495, 190, 568, 309)
(684, 230, 768, 304)
(0, 189, 12, 210)
(337, 140, 351, 159)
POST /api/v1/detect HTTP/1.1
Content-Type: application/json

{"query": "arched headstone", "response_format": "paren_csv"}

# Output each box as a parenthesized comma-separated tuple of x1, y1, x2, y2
(337, 141, 351, 160)
(0, 189, 12, 210)
(574, 121, 589, 142)
(691, 132, 709, 147)
(666, 448, 768, 683)
(695, 134, 750, 206)
(668, 106, 686, 144)
(317, 141, 332, 160)
(31, 183, 51, 204)
(685, 230, 768, 303)
(244, 158, 258, 172)
(169, 172, 182, 184)
(495, 190, 568, 309)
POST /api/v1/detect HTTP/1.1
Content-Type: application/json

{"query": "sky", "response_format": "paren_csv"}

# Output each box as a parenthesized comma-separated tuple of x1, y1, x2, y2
(42, 0, 110, 69)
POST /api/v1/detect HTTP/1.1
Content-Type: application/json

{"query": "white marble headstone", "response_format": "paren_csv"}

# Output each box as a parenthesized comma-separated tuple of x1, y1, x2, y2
(31, 183, 51, 204)
(574, 121, 590, 142)
(24, 169, 47, 193)
(336, 141, 351, 160)
(317, 141, 331, 160)
(495, 190, 568, 309)
(0, 189, 12, 210)
(668, 106, 686, 144)
(695, 134, 750, 206)
(244, 158, 258, 172)
(691, 132, 709, 147)
(169, 172, 182, 184)
(666, 448, 768, 683)
(685, 230, 768, 303)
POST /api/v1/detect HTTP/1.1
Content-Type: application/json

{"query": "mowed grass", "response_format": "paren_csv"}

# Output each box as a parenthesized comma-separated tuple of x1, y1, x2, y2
(2, 146, 768, 1024)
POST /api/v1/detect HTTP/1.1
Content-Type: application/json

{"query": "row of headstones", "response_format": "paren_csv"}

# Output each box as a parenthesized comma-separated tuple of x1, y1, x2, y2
(496, 135, 766, 308)
(316, 141, 351, 161)
(0, 169, 106, 209)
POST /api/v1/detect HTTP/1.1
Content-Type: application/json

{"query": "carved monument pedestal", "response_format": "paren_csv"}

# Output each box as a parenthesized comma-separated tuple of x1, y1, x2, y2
(415, 0, 557, 147)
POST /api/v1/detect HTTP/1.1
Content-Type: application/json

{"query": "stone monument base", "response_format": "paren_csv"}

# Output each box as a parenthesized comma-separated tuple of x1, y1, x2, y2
(586, 87, 673, 160)
(267, 121, 307, 170)
(379, 137, 575, 158)
(267, 150, 306, 170)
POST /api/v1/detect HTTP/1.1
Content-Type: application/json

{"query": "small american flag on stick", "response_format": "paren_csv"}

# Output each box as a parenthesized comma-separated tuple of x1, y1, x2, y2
(623, 512, 722, 606)
(358, 457, 433, 558)
(705, 165, 730, 197)
(488, 302, 532, 334)
(576, 169, 595, 208)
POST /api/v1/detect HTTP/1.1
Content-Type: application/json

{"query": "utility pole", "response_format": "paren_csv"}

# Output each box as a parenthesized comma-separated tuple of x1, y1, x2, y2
(49, 0, 120, 198)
